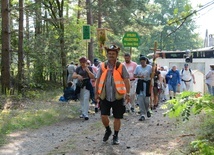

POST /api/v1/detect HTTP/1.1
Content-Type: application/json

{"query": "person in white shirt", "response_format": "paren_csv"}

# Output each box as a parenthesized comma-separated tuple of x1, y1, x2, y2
(205, 64, 214, 96)
(159, 66, 167, 101)
(180, 64, 196, 92)
(67, 62, 76, 83)
(123, 53, 138, 112)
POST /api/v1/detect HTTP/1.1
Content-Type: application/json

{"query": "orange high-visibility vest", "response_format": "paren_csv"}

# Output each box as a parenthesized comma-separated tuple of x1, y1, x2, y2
(97, 62, 126, 95)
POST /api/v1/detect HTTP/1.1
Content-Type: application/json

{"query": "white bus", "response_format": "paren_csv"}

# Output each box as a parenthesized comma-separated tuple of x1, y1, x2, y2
(147, 46, 214, 93)
(147, 46, 214, 74)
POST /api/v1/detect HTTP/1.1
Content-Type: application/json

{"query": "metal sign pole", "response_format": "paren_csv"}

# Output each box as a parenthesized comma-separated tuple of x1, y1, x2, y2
(86, 40, 88, 57)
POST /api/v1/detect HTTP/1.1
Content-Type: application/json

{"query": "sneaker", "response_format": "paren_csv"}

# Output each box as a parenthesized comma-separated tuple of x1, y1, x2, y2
(139, 115, 145, 121)
(112, 135, 120, 145)
(79, 114, 84, 118)
(131, 107, 135, 113)
(147, 111, 151, 118)
(95, 107, 99, 113)
(84, 116, 89, 120)
(103, 129, 112, 142)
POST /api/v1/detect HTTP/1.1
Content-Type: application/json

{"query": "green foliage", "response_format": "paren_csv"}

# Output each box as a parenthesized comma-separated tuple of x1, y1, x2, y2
(163, 92, 214, 154)
(191, 140, 214, 155)
(141, 0, 202, 51)
(2, 0, 203, 95)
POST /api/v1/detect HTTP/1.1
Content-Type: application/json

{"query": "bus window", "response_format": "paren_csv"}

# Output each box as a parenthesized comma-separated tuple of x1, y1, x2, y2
(205, 50, 214, 58)
(165, 52, 184, 58)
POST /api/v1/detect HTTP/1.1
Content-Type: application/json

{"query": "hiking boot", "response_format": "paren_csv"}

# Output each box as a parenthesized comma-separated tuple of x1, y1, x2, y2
(139, 115, 145, 121)
(84, 116, 89, 120)
(147, 111, 151, 118)
(103, 129, 112, 142)
(112, 135, 120, 145)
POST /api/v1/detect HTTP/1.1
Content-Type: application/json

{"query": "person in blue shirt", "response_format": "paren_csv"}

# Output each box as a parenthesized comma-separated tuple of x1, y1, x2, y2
(166, 65, 180, 99)
(63, 81, 77, 101)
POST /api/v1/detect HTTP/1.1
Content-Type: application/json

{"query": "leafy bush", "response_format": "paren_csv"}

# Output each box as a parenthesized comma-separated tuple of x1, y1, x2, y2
(163, 92, 214, 154)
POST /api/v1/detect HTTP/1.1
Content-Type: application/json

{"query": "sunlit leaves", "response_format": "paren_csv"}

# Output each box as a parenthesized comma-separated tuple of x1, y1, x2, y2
(164, 92, 214, 121)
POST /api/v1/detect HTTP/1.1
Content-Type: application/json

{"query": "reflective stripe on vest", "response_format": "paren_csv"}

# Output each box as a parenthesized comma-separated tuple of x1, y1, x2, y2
(97, 62, 126, 95)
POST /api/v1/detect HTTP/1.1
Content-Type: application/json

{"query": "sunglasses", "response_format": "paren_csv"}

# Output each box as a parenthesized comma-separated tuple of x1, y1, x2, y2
(109, 45, 117, 49)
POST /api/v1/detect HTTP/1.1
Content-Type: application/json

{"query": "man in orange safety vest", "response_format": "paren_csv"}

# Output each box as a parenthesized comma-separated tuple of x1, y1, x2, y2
(95, 45, 130, 145)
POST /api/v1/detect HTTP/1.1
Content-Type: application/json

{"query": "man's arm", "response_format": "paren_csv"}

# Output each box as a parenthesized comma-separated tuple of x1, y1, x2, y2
(94, 68, 102, 100)
(124, 78, 130, 94)
(177, 71, 181, 85)
(124, 78, 130, 103)
(94, 78, 100, 99)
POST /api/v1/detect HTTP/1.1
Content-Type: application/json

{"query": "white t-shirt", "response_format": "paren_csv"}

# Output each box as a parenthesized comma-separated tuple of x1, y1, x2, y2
(160, 70, 167, 78)
(180, 69, 192, 81)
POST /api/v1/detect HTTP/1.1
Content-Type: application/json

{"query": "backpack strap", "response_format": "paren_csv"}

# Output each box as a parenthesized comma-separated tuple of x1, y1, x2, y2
(104, 61, 107, 69)
(181, 68, 192, 74)
(103, 61, 121, 70)
(115, 61, 121, 70)
(102, 61, 122, 76)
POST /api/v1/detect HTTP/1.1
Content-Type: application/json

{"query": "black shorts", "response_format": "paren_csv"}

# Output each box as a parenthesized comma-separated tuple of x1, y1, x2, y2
(100, 99, 125, 119)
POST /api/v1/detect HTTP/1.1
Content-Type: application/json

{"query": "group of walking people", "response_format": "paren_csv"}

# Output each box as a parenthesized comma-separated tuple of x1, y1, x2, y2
(65, 44, 214, 145)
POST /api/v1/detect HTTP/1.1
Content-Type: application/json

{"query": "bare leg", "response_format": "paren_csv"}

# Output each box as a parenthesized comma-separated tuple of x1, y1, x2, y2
(114, 118, 121, 131)
(101, 115, 110, 127)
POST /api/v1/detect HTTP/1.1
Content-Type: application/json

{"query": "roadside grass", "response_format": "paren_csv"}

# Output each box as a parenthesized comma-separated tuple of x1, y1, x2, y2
(0, 88, 80, 146)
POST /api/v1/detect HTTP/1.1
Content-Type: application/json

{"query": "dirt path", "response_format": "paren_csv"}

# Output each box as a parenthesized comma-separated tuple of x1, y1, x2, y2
(0, 103, 194, 155)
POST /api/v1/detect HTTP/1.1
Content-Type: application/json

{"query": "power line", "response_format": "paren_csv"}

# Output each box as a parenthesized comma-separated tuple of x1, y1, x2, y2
(196, 0, 214, 13)
(168, 0, 214, 25)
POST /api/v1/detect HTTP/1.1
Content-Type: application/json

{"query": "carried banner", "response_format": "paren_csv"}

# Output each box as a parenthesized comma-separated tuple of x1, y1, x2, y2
(97, 28, 107, 56)
(97, 28, 107, 48)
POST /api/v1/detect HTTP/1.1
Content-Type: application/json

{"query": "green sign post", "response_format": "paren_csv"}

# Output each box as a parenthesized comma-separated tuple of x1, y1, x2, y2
(122, 32, 140, 47)
(83, 25, 90, 40)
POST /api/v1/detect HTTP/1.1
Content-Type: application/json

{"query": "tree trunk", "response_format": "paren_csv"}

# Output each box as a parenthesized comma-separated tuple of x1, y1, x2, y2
(18, 0, 24, 94)
(34, 0, 43, 83)
(77, 0, 81, 24)
(59, 0, 67, 89)
(98, 0, 102, 28)
(1, 0, 11, 94)
(42, 0, 67, 88)
(86, 0, 93, 62)
(97, 0, 102, 58)
(26, 8, 30, 83)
